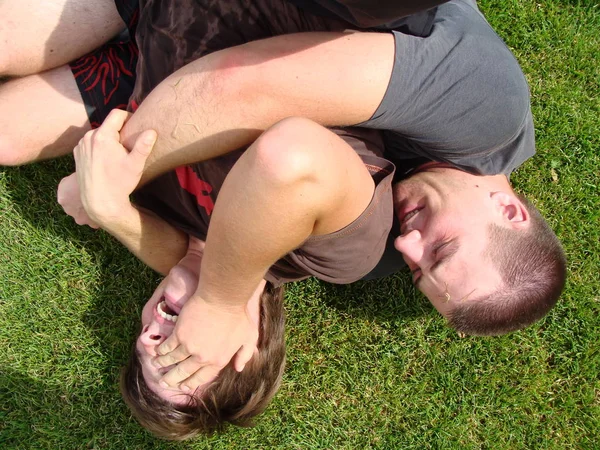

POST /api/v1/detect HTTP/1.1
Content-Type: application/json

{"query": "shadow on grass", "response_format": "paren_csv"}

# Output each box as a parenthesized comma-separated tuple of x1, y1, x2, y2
(316, 275, 430, 325)
(1, 161, 178, 447)
(0, 366, 202, 449)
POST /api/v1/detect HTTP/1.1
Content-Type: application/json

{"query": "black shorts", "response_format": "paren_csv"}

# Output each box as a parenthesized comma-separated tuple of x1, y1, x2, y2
(69, 0, 139, 128)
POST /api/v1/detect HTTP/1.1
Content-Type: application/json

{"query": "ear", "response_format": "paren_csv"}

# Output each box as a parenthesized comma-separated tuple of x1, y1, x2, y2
(490, 191, 529, 230)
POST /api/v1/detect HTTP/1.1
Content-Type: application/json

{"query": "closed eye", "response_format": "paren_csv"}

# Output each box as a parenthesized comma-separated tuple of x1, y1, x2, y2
(413, 238, 458, 290)
(431, 238, 458, 272)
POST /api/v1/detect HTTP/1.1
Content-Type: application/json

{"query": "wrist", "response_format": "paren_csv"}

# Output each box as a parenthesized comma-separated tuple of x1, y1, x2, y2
(193, 290, 247, 314)
(92, 201, 137, 229)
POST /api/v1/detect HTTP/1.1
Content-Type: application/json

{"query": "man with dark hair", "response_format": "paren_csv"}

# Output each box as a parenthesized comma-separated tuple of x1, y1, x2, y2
(2, 0, 565, 403)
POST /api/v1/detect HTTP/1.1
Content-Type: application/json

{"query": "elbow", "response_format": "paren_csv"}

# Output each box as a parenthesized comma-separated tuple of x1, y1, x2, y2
(250, 117, 322, 186)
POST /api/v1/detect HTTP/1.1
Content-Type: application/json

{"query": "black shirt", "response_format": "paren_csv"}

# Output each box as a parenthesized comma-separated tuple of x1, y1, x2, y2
(286, 0, 447, 33)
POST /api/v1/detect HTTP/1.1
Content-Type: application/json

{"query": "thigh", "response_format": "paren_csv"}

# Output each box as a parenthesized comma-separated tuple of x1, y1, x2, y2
(0, 35, 139, 166)
(131, 0, 351, 101)
(0, 65, 91, 164)
(0, 0, 125, 76)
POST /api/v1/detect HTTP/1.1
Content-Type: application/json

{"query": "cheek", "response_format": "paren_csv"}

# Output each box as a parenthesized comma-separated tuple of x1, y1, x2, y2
(139, 352, 160, 384)
(419, 281, 452, 317)
(140, 298, 154, 325)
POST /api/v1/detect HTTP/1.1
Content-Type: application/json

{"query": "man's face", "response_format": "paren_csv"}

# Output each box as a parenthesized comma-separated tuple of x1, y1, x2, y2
(136, 261, 202, 405)
(392, 166, 504, 316)
(136, 250, 265, 404)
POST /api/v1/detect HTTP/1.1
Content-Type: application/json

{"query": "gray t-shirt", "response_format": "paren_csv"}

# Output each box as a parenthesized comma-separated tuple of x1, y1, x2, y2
(362, 0, 537, 279)
(359, 0, 536, 177)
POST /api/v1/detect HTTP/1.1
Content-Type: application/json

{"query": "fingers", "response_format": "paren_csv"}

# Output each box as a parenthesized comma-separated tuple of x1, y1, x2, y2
(159, 359, 220, 391)
(233, 343, 258, 372)
(155, 336, 192, 369)
(73, 110, 130, 158)
(177, 365, 221, 393)
(155, 348, 191, 369)
(154, 346, 191, 369)
(158, 357, 199, 388)
(156, 334, 180, 357)
(100, 108, 131, 133)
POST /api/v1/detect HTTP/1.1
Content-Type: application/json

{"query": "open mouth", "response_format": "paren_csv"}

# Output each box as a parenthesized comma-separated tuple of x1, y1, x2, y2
(157, 299, 179, 323)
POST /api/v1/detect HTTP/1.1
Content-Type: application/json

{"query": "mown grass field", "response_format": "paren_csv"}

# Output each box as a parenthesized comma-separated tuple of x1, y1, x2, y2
(1, 1, 598, 448)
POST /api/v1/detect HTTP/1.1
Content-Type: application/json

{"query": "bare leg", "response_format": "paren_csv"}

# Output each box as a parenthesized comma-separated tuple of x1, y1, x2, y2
(0, 65, 90, 165)
(0, 0, 124, 76)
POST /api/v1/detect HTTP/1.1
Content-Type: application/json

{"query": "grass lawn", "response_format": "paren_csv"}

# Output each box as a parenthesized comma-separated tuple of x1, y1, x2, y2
(1, 1, 598, 448)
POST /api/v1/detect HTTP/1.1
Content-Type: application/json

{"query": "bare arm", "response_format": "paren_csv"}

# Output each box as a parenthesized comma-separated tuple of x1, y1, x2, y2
(154, 117, 376, 389)
(118, 32, 394, 185)
(96, 203, 188, 276)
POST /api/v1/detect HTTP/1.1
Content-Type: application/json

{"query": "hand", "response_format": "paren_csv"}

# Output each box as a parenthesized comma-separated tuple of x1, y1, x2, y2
(73, 109, 157, 225)
(57, 173, 99, 228)
(154, 295, 260, 391)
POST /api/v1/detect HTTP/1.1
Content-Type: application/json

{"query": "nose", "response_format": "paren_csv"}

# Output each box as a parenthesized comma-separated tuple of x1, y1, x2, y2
(394, 229, 425, 267)
(139, 323, 167, 353)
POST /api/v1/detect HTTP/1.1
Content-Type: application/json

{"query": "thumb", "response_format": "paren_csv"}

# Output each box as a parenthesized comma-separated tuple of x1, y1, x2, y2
(128, 130, 157, 168)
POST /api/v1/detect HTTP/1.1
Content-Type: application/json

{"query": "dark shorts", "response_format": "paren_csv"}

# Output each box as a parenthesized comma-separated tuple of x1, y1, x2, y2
(68, 0, 139, 128)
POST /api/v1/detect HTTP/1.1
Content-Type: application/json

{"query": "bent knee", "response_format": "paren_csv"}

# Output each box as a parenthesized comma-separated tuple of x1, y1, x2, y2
(251, 117, 327, 184)
(0, 140, 25, 166)
(0, 128, 78, 166)
(0, 134, 32, 166)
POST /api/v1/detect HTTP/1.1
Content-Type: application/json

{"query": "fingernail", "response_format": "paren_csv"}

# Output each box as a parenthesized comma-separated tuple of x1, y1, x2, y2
(159, 381, 169, 389)
(152, 359, 162, 368)
(181, 385, 191, 393)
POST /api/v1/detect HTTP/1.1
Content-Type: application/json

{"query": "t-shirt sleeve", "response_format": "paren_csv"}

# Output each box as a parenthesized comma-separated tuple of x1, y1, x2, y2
(358, 0, 535, 175)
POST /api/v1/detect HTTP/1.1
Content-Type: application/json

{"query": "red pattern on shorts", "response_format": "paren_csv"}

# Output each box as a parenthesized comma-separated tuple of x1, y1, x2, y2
(175, 167, 215, 216)
(70, 40, 139, 128)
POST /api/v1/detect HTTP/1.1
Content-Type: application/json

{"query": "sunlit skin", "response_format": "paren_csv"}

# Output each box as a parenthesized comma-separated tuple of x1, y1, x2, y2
(136, 239, 265, 403)
(392, 164, 529, 317)
(140, 164, 529, 394)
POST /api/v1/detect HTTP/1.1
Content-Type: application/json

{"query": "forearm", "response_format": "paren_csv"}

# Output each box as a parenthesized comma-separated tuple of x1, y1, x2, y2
(196, 151, 314, 310)
(119, 32, 393, 185)
(196, 118, 374, 309)
(98, 203, 188, 275)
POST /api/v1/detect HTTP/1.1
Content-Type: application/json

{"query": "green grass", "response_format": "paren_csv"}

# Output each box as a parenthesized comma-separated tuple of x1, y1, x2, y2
(1, 1, 599, 448)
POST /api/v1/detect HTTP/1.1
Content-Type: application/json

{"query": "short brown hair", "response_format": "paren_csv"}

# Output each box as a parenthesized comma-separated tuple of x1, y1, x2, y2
(120, 282, 286, 440)
(448, 195, 566, 336)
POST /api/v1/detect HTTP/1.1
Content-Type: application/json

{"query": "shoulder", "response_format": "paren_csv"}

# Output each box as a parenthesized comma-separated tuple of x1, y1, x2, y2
(363, 0, 536, 174)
